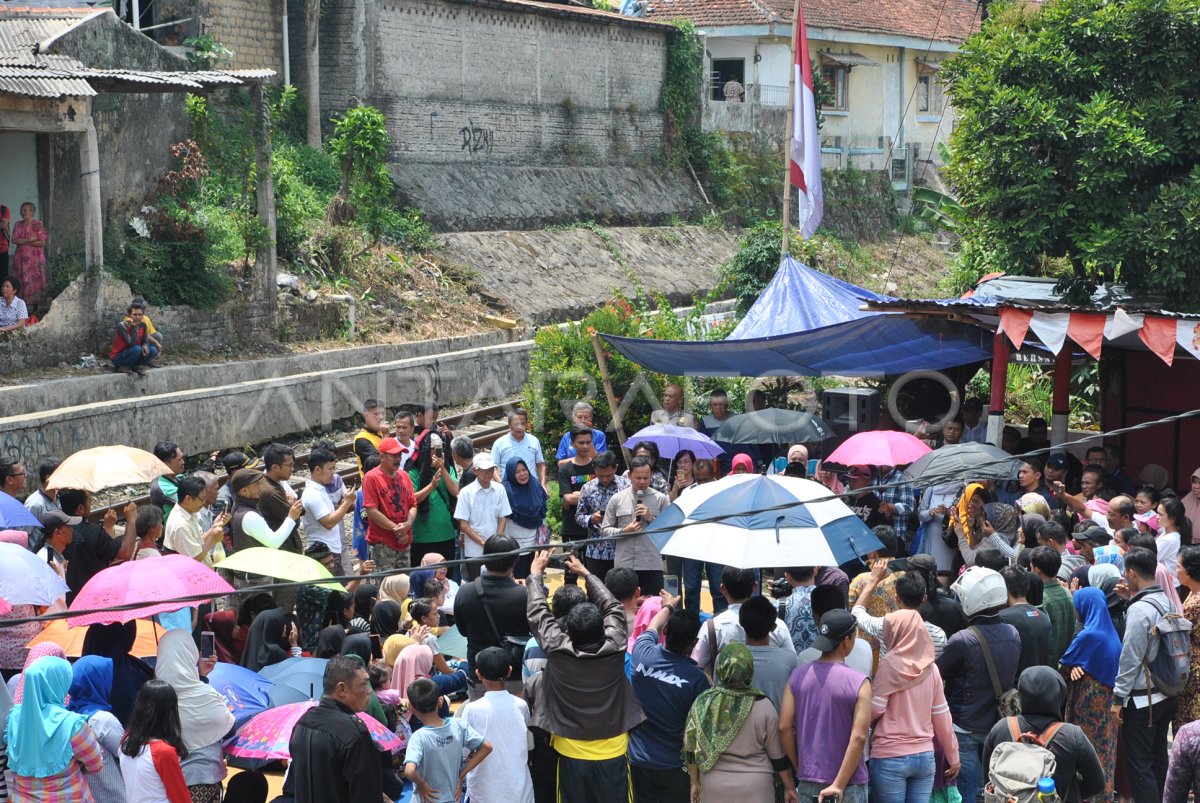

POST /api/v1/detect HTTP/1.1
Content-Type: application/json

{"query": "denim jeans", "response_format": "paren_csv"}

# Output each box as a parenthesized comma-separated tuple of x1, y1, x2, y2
(954, 730, 988, 803)
(682, 559, 728, 614)
(112, 343, 158, 368)
(869, 751, 936, 803)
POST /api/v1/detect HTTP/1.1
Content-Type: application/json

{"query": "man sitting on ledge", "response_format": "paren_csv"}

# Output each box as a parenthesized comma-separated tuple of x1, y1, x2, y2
(109, 300, 158, 375)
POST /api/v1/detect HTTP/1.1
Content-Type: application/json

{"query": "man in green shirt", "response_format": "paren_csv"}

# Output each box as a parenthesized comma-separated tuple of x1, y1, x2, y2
(1030, 545, 1074, 665)
(409, 438, 460, 566)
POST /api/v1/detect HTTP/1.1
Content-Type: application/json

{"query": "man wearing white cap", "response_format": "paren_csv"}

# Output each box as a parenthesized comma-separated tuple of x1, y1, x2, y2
(455, 453, 512, 581)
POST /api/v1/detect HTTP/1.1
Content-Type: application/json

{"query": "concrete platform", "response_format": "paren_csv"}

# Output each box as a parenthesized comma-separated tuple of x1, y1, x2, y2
(0, 329, 535, 471)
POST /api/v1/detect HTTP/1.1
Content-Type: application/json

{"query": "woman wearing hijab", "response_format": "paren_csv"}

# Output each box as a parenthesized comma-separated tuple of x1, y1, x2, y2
(1174, 547, 1200, 728)
(956, 501, 1019, 565)
(381, 634, 416, 670)
(68, 656, 126, 802)
(1184, 468, 1200, 535)
(684, 643, 794, 803)
(203, 591, 275, 666)
(1060, 587, 1122, 802)
(949, 483, 990, 549)
(240, 608, 299, 672)
(154, 630, 235, 803)
(5, 655, 104, 801)
(917, 478, 965, 572)
(983, 667, 1105, 803)
(9, 641, 66, 703)
(341, 632, 375, 665)
(314, 625, 347, 659)
(370, 600, 404, 641)
(503, 456, 548, 580)
(349, 584, 379, 634)
(869, 610, 959, 802)
(82, 621, 154, 725)
(378, 574, 410, 606)
(729, 453, 755, 475)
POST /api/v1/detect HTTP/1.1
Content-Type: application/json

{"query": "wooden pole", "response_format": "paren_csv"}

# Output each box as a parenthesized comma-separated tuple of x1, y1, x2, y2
(779, 0, 802, 257)
(591, 331, 633, 467)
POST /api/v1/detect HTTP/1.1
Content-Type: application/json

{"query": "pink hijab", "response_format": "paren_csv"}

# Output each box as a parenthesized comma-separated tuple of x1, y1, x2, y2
(0, 530, 29, 548)
(390, 644, 433, 696)
(13, 642, 67, 703)
(627, 596, 665, 653)
(1157, 563, 1183, 614)
(873, 609, 936, 698)
(730, 454, 755, 474)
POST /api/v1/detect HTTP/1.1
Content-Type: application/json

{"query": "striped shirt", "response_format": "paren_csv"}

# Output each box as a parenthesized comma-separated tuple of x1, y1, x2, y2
(11, 724, 103, 802)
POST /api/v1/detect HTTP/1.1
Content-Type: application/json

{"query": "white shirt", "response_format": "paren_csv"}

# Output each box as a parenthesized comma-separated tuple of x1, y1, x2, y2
(691, 603, 796, 668)
(301, 479, 345, 554)
(242, 510, 297, 549)
(164, 505, 207, 563)
(454, 482, 512, 557)
(797, 640, 875, 677)
(1158, 531, 1181, 585)
(491, 432, 545, 474)
(456, 691, 535, 803)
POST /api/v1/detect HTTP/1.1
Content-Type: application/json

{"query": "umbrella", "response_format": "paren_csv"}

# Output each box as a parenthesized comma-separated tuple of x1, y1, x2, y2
(66, 554, 233, 628)
(225, 701, 405, 760)
(207, 662, 310, 728)
(825, 430, 932, 468)
(901, 442, 1023, 483)
(215, 548, 339, 588)
(650, 474, 883, 569)
(709, 408, 836, 445)
(0, 542, 70, 606)
(258, 656, 328, 701)
(622, 424, 724, 459)
(28, 618, 165, 657)
(0, 491, 39, 528)
(45, 445, 173, 492)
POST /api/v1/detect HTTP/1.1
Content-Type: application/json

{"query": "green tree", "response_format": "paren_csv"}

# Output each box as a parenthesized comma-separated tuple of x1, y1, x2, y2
(943, 0, 1200, 307)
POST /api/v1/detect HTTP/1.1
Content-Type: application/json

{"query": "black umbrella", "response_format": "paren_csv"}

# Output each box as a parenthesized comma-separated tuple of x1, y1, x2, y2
(901, 442, 1022, 483)
(710, 408, 837, 445)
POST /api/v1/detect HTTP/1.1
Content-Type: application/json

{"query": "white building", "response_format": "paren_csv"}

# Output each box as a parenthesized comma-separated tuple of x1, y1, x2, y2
(647, 0, 979, 185)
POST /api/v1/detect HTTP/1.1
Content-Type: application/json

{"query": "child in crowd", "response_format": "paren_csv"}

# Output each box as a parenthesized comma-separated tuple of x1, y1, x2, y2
(455, 647, 535, 803)
(119, 680, 191, 803)
(410, 598, 465, 679)
(404, 677, 492, 803)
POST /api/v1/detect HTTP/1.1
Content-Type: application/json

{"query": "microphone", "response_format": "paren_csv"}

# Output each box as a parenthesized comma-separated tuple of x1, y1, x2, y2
(636, 490, 645, 523)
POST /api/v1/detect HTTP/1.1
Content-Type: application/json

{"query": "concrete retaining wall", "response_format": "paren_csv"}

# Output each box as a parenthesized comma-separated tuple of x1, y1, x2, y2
(0, 335, 534, 470)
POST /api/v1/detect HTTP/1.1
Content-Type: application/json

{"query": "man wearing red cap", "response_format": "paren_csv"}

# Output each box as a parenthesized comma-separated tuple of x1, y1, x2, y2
(362, 436, 418, 570)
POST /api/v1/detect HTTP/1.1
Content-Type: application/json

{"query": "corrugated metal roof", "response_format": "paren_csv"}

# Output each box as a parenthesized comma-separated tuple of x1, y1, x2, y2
(0, 16, 80, 63)
(0, 67, 93, 96)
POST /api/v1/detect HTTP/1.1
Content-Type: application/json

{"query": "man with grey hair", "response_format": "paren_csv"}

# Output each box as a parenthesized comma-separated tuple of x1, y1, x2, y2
(651, 383, 697, 429)
(555, 401, 609, 460)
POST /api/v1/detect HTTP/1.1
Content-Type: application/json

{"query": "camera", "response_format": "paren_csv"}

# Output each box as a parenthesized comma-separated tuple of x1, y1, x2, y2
(548, 553, 570, 569)
(769, 576, 792, 599)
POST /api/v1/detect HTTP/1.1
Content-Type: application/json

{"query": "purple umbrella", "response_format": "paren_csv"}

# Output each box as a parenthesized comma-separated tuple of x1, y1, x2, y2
(0, 491, 39, 529)
(623, 424, 724, 459)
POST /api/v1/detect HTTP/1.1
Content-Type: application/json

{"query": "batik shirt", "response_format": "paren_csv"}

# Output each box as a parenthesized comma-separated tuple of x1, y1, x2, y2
(574, 475, 631, 561)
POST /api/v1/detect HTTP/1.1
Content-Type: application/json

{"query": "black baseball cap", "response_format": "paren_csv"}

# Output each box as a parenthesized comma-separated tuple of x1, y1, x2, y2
(1046, 454, 1070, 470)
(41, 510, 82, 531)
(812, 609, 857, 652)
(475, 646, 511, 681)
(1073, 526, 1112, 546)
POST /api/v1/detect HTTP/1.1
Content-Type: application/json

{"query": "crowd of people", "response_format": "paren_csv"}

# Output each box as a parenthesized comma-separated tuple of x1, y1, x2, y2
(2, 386, 1200, 803)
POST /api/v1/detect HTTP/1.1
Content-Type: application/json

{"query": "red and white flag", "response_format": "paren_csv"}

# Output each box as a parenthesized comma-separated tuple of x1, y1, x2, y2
(790, 3, 823, 239)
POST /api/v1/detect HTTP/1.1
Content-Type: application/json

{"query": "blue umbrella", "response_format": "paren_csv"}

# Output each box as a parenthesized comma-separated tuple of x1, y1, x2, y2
(622, 424, 724, 459)
(0, 491, 39, 528)
(258, 656, 328, 701)
(650, 474, 882, 568)
(207, 662, 309, 729)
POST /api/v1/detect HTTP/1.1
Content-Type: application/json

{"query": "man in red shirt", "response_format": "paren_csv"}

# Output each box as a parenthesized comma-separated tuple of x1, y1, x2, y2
(361, 436, 417, 570)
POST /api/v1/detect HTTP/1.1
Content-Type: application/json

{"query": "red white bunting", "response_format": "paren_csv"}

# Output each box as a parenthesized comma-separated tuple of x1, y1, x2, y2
(997, 306, 1191, 365)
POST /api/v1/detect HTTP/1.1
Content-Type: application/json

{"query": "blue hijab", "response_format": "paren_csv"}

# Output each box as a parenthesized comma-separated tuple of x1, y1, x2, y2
(5, 656, 87, 778)
(67, 655, 113, 718)
(1060, 586, 1123, 688)
(503, 456, 547, 530)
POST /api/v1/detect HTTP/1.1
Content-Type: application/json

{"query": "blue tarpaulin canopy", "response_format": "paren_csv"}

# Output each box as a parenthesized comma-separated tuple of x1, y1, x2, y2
(603, 257, 993, 377)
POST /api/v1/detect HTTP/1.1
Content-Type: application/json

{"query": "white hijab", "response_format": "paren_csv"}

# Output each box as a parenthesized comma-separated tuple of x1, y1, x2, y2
(154, 629, 235, 751)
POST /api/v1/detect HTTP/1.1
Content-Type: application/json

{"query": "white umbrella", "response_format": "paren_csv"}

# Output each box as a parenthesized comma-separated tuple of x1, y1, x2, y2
(0, 542, 70, 606)
(649, 474, 882, 569)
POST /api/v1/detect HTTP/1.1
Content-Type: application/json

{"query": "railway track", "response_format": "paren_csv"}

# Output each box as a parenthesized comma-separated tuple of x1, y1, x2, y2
(88, 399, 521, 523)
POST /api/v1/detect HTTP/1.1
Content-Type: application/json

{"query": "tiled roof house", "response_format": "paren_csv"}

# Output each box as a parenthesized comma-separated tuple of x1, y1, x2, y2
(647, 0, 980, 179)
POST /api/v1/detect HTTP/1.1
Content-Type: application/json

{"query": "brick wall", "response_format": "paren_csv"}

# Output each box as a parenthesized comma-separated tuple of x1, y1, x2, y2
(201, 0, 285, 74)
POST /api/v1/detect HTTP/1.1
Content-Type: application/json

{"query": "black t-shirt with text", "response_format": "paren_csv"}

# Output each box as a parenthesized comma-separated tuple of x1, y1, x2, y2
(558, 459, 595, 539)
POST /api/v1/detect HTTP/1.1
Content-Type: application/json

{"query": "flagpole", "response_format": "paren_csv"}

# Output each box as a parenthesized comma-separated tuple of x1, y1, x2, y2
(780, 0, 801, 257)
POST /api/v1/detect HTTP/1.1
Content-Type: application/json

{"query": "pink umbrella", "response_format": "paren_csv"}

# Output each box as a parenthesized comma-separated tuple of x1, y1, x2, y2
(66, 554, 233, 627)
(224, 701, 405, 759)
(825, 430, 932, 468)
